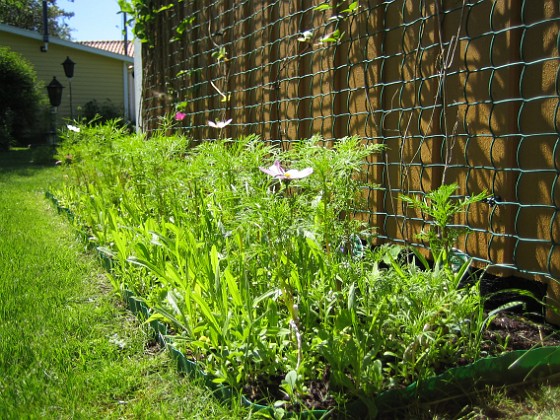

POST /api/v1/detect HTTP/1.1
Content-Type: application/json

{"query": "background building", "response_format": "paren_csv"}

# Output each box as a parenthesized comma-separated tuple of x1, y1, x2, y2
(0, 23, 134, 123)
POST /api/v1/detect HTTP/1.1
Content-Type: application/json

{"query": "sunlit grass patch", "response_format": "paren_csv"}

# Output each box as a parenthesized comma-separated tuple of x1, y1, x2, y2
(0, 148, 242, 418)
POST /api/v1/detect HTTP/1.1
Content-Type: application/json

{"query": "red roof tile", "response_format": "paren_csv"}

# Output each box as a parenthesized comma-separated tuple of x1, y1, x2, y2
(79, 40, 134, 57)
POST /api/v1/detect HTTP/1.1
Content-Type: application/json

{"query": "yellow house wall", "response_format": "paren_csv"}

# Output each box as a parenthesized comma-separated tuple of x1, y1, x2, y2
(1, 30, 129, 121)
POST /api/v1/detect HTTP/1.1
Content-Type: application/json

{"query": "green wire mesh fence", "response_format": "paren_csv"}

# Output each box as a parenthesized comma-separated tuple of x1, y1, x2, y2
(139, 0, 560, 288)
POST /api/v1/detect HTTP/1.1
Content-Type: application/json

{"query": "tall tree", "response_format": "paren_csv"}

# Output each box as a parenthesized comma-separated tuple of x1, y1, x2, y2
(0, 0, 74, 40)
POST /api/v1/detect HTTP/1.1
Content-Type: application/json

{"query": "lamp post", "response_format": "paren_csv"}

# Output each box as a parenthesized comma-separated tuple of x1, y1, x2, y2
(62, 56, 76, 120)
(46, 76, 64, 145)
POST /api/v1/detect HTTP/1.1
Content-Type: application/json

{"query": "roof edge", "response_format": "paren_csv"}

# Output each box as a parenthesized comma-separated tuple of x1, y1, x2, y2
(0, 23, 134, 63)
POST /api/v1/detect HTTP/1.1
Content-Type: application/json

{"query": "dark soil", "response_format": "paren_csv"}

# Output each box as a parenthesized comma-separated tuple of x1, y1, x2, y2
(483, 312, 560, 351)
(243, 373, 337, 411)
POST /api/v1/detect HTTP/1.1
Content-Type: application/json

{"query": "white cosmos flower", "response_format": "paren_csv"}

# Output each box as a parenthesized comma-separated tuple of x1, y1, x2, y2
(207, 119, 232, 129)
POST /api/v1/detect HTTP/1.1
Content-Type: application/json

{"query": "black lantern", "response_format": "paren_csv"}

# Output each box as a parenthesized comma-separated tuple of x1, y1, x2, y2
(62, 56, 75, 119)
(62, 56, 75, 79)
(46, 76, 64, 107)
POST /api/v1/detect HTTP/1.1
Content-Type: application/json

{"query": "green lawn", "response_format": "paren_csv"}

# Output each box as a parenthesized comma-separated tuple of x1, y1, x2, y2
(0, 149, 245, 419)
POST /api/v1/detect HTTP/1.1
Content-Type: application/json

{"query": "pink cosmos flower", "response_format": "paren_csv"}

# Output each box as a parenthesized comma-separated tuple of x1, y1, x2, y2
(175, 112, 187, 121)
(259, 160, 313, 180)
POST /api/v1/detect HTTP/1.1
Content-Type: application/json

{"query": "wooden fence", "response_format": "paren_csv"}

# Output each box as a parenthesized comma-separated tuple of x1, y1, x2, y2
(138, 0, 560, 315)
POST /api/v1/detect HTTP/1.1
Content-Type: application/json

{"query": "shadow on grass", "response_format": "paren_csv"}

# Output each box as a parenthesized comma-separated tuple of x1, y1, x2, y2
(0, 147, 57, 176)
(378, 377, 560, 419)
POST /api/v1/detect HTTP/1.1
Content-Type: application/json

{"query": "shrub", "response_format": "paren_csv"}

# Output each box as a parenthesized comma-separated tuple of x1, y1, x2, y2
(0, 47, 47, 150)
(79, 99, 122, 124)
(30, 144, 56, 165)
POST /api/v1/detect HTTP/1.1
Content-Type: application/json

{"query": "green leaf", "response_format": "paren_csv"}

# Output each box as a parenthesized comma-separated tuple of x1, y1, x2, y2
(155, 4, 175, 13)
(224, 268, 243, 307)
(314, 3, 332, 11)
(176, 69, 190, 77)
(210, 245, 219, 278)
(117, 0, 134, 14)
(348, 282, 356, 311)
(486, 301, 526, 322)
(128, 255, 168, 283)
(387, 252, 407, 279)
(150, 305, 191, 337)
(284, 370, 298, 389)
(175, 100, 188, 110)
(96, 246, 116, 259)
(342, 1, 359, 13)
(191, 292, 222, 339)
(175, 16, 195, 35)
(411, 247, 431, 270)
(253, 288, 279, 308)
(320, 29, 343, 43)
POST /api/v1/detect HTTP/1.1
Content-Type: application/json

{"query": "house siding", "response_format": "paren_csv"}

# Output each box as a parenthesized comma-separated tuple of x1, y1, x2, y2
(1, 29, 132, 122)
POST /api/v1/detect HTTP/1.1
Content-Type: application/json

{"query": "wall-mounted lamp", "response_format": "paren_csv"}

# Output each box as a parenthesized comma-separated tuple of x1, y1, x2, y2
(62, 56, 75, 78)
(62, 56, 76, 119)
(46, 76, 64, 107)
(46, 76, 64, 144)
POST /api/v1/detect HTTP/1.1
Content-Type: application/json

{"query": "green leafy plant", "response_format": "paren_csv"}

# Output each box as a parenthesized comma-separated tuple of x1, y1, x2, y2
(30, 145, 55, 164)
(79, 98, 123, 124)
(51, 124, 491, 416)
(400, 183, 487, 267)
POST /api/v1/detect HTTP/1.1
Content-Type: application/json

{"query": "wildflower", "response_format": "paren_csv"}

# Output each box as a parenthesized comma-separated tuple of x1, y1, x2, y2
(207, 119, 232, 129)
(55, 154, 73, 165)
(259, 160, 313, 180)
(175, 111, 187, 121)
(297, 30, 313, 43)
(67, 124, 80, 132)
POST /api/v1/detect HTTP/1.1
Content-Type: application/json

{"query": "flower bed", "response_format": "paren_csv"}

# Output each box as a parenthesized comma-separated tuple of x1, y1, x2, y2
(49, 123, 560, 417)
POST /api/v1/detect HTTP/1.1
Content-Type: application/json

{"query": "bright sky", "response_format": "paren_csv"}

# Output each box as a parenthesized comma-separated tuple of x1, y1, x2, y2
(57, 0, 127, 41)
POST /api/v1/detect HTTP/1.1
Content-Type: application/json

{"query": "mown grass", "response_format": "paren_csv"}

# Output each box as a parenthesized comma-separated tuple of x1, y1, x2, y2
(0, 148, 245, 419)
